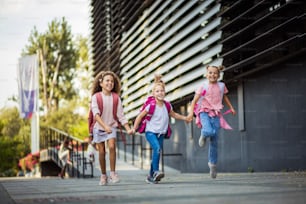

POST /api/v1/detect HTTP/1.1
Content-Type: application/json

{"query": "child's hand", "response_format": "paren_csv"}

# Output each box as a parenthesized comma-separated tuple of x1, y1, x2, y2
(186, 114, 193, 122)
(127, 128, 135, 135)
(231, 108, 236, 116)
(104, 126, 112, 134)
(184, 116, 192, 123)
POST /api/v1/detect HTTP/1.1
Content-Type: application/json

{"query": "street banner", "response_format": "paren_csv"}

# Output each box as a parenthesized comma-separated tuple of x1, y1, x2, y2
(17, 55, 39, 119)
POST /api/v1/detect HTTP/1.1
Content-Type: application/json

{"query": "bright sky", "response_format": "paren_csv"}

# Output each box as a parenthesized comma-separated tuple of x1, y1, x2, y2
(0, 0, 90, 109)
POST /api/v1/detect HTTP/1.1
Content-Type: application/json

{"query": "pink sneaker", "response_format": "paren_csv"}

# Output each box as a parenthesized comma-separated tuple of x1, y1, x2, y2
(99, 174, 107, 186)
(109, 172, 120, 183)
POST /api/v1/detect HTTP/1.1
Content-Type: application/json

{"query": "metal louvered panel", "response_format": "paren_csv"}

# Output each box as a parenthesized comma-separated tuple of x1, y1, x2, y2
(218, 0, 306, 82)
(119, 1, 223, 120)
(90, 0, 153, 75)
(122, 18, 222, 96)
(121, 0, 216, 78)
(120, 0, 171, 58)
(123, 45, 223, 114)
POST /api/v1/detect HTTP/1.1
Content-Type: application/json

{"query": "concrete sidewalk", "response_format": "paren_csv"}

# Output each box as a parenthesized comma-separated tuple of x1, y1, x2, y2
(1, 158, 306, 204)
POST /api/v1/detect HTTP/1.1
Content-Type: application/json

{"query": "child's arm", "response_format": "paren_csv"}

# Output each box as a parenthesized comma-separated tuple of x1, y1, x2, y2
(95, 114, 112, 133)
(169, 110, 188, 122)
(223, 95, 236, 115)
(133, 110, 147, 131)
(123, 123, 134, 135)
(187, 93, 201, 120)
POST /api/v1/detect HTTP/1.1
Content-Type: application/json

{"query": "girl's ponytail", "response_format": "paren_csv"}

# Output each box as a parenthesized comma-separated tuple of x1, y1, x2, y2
(152, 74, 166, 92)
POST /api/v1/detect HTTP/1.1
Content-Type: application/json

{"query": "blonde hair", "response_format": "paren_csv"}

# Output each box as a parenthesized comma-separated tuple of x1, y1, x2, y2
(91, 70, 121, 95)
(152, 74, 165, 92)
(206, 65, 225, 74)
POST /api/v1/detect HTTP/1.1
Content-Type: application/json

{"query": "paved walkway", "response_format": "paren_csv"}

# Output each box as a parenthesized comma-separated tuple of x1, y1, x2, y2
(1, 158, 306, 204)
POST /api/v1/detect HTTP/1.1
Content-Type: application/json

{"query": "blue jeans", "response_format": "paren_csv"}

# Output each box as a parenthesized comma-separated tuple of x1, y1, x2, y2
(200, 112, 220, 165)
(145, 131, 164, 177)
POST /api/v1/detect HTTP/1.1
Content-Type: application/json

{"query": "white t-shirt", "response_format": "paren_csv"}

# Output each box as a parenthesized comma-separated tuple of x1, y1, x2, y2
(145, 103, 170, 134)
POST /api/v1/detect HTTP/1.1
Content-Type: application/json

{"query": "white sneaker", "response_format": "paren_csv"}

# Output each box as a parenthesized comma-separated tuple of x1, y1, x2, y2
(198, 136, 206, 147)
(99, 174, 108, 186)
(109, 172, 120, 183)
(153, 171, 165, 182)
(208, 162, 217, 179)
(146, 175, 157, 184)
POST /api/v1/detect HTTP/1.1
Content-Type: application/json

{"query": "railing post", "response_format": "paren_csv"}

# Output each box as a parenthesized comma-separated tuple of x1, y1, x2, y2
(124, 137, 127, 162)
(140, 136, 143, 169)
(161, 139, 164, 172)
(117, 133, 120, 159)
(76, 141, 80, 178)
(82, 143, 85, 178)
(132, 134, 135, 165)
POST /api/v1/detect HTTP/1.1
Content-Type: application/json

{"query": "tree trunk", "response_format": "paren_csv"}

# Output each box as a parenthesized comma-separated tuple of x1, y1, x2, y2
(39, 48, 48, 114)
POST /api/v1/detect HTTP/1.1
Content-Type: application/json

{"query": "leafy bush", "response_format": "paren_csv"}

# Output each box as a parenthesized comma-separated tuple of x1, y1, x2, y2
(40, 105, 88, 140)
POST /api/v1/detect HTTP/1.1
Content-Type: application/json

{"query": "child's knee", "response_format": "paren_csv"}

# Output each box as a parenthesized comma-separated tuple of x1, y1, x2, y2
(152, 145, 161, 153)
(108, 145, 116, 152)
(202, 129, 215, 137)
(98, 149, 106, 156)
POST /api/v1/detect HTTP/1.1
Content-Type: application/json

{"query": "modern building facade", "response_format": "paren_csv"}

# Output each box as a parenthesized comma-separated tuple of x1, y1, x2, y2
(90, 0, 306, 172)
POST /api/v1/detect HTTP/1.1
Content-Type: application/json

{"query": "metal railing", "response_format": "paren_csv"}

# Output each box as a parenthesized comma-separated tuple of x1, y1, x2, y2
(40, 127, 93, 178)
(116, 130, 183, 172)
(39, 126, 182, 177)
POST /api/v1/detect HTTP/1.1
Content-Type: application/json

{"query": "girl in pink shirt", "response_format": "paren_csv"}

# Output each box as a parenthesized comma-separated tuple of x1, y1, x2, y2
(187, 65, 236, 179)
(91, 71, 134, 185)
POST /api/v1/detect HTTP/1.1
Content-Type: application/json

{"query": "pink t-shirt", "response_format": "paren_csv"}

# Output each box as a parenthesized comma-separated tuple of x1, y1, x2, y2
(195, 82, 228, 112)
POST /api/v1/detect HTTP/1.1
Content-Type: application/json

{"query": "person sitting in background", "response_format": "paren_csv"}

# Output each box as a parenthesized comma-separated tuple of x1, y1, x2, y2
(58, 138, 71, 179)
(87, 136, 97, 163)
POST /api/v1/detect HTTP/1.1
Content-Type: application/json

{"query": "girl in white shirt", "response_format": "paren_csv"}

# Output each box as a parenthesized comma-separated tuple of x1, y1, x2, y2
(133, 74, 190, 184)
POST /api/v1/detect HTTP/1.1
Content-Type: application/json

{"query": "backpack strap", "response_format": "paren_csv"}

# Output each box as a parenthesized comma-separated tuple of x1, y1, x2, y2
(111, 92, 126, 144)
(146, 99, 171, 119)
(88, 93, 103, 135)
(202, 79, 209, 95)
(164, 100, 171, 113)
(146, 99, 156, 120)
(217, 81, 225, 97)
(202, 80, 225, 98)
(96, 93, 103, 115)
(111, 92, 119, 120)
(164, 100, 172, 139)
(96, 92, 119, 118)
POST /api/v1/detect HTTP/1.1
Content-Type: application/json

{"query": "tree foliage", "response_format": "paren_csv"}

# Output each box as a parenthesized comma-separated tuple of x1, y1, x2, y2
(0, 107, 22, 138)
(0, 18, 93, 176)
(22, 17, 78, 113)
(0, 107, 31, 176)
(40, 100, 89, 140)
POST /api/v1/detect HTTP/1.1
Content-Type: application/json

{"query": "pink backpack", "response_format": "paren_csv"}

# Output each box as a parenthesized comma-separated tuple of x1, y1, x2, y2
(136, 96, 172, 139)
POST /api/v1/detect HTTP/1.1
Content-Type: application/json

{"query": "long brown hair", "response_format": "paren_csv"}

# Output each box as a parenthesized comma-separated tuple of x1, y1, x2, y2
(91, 71, 121, 96)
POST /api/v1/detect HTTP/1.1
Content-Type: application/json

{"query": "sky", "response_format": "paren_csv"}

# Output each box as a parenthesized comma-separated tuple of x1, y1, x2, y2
(0, 0, 90, 109)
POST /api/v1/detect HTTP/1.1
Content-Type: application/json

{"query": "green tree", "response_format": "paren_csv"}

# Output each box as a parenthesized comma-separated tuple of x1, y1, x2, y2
(73, 35, 92, 108)
(0, 107, 30, 176)
(22, 17, 78, 114)
(0, 107, 23, 138)
(38, 35, 92, 139)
